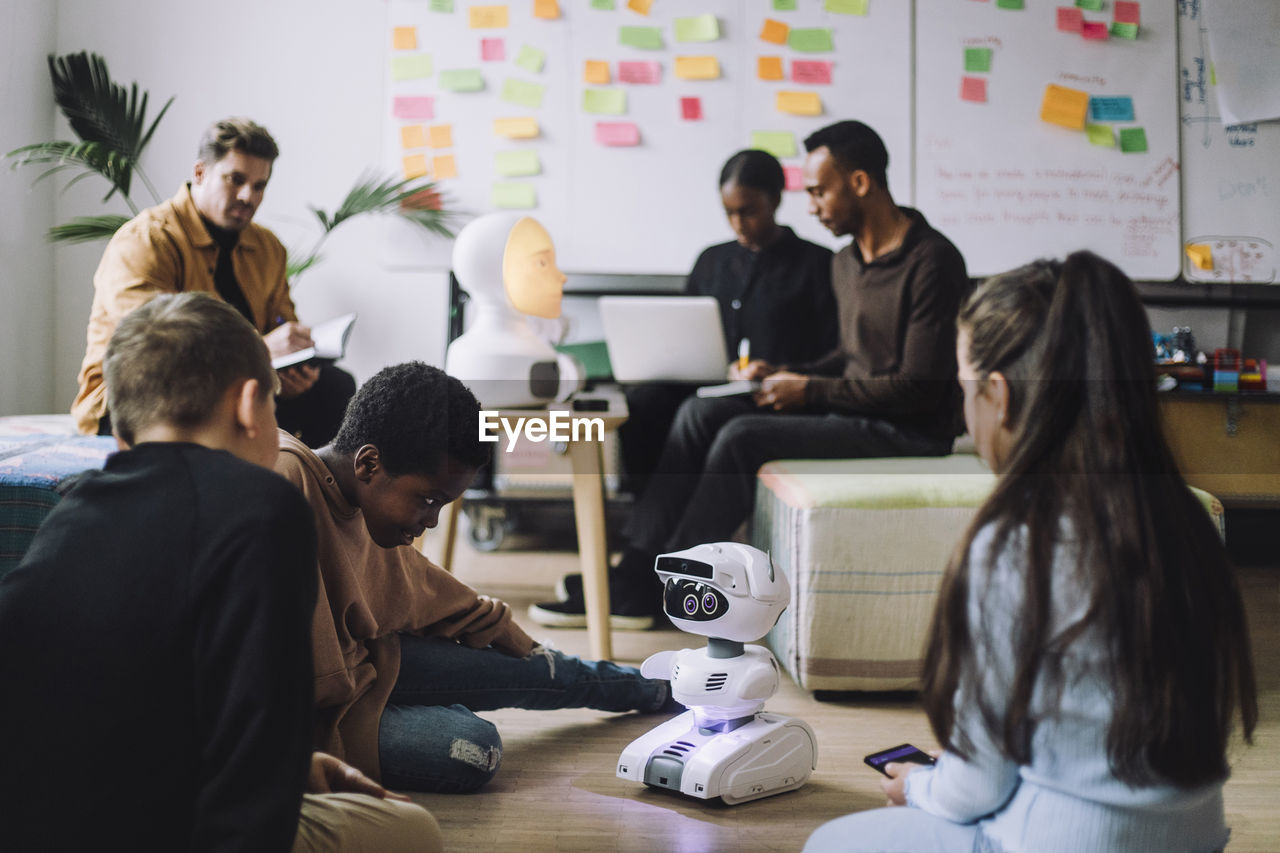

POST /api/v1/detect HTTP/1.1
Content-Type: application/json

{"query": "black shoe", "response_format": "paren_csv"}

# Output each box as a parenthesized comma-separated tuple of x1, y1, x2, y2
(554, 573, 582, 603)
(528, 595, 657, 631)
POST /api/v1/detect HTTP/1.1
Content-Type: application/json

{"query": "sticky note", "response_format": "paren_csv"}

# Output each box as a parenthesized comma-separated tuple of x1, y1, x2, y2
(789, 28, 834, 53)
(627, 0, 653, 14)
(428, 124, 453, 148)
(481, 38, 505, 61)
(961, 76, 988, 103)
(392, 27, 417, 50)
(430, 0, 453, 11)
(495, 150, 541, 176)
(516, 44, 546, 73)
(1040, 84, 1089, 130)
(1119, 127, 1148, 153)
(675, 14, 720, 43)
(681, 96, 702, 120)
(582, 87, 627, 114)
(1110, 22, 1138, 39)
(591, 0, 614, 8)
(618, 61, 661, 84)
(620, 26, 663, 50)
(776, 91, 822, 116)
(400, 125, 427, 149)
(750, 130, 796, 159)
(675, 56, 720, 81)
(391, 54, 434, 81)
(534, 0, 560, 19)
(1186, 244, 1213, 271)
(784, 165, 804, 191)
(584, 60, 611, 84)
(402, 154, 428, 180)
(1082, 20, 1108, 39)
(995, 0, 1023, 8)
(774, 0, 797, 9)
(1056, 7, 1083, 32)
(494, 117, 540, 138)
(1074, 0, 1102, 10)
(595, 121, 641, 146)
(393, 96, 434, 120)
(502, 78, 545, 108)
(1114, 0, 1140, 25)
(440, 69, 485, 92)
(825, 0, 868, 14)
(1089, 96, 1135, 122)
(432, 155, 458, 179)
(758, 56, 785, 81)
(492, 182, 536, 209)
(760, 19, 789, 45)
(964, 47, 992, 73)
(792, 60, 833, 85)
(469, 5, 509, 28)
(1085, 123, 1115, 146)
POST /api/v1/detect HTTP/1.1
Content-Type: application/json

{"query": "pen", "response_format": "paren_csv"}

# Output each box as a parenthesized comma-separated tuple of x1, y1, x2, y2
(738, 338, 750, 371)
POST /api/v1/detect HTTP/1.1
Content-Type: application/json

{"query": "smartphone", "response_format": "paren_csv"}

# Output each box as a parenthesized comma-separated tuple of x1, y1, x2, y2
(863, 744, 937, 776)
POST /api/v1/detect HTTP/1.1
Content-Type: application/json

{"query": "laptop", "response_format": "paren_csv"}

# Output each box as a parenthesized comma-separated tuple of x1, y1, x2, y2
(598, 296, 730, 384)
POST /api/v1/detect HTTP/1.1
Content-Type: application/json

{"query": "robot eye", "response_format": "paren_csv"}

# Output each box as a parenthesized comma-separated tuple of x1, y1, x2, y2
(683, 594, 699, 616)
(701, 592, 717, 614)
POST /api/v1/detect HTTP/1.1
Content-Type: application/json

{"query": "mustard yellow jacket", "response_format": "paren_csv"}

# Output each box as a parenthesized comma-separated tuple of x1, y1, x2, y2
(72, 184, 296, 433)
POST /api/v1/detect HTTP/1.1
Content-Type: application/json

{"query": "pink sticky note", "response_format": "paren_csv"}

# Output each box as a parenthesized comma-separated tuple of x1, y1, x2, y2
(481, 38, 505, 61)
(1114, 0, 1140, 25)
(1082, 20, 1109, 40)
(791, 60, 833, 85)
(595, 121, 640, 146)
(618, 60, 661, 84)
(1056, 7, 1083, 32)
(961, 76, 988, 103)
(680, 96, 702, 120)
(392, 96, 434, 120)
(784, 165, 804, 192)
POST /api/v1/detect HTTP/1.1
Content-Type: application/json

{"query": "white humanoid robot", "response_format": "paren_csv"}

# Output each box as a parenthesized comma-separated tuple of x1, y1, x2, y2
(617, 542, 817, 805)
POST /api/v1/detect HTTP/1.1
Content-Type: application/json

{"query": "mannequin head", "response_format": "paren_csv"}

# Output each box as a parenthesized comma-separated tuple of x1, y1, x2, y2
(452, 212, 566, 319)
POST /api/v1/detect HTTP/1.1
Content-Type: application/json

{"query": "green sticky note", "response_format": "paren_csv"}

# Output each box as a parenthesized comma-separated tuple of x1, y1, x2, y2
(494, 150, 541, 177)
(750, 130, 797, 159)
(439, 69, 484, 92)
(492, 182, 537, 209)
(583, 87, 627, 115)
(825, 0, 868, 14)
(773, 0, 797, 9)
(429, 0, 453, 11)
(788, 28, 833, 53)
(619, 26, 663, 50)
(590, 0, 614, 8)
(391, 54, 433, 81)
(964, 47, 992, 73)
(516, 44, 546, 74)
(1074, 0, 1102, 9)
(1119, 127, 1148, 153)
(996, 0, 1024, 8)
(1110, 21, 1139, 39)
(674, 13, 720, 43)
(502, 78, 545, 108)
(1086, 124, 1115, 147)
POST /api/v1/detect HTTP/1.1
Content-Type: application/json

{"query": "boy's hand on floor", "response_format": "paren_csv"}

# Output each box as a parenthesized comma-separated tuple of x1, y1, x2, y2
(308, 752, 410, 801)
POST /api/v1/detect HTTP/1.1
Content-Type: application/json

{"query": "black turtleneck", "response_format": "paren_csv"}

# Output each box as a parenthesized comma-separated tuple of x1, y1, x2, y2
(202, 217, 257, 324)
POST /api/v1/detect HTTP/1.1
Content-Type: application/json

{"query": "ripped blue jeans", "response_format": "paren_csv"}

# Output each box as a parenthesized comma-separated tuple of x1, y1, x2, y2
(378, 634, 669, 793)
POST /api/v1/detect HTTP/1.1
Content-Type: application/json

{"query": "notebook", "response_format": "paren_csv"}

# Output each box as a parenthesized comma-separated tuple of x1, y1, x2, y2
(598, 296, 729, 384)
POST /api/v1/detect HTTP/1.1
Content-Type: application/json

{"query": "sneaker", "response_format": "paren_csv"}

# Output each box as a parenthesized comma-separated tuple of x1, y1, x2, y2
(528, 581, 661, 631)
(554, 573, 582, 603)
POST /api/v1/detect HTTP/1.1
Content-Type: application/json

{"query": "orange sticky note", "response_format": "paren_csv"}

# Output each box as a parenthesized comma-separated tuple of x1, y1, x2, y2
(402, 154, 428, 179)
(392, 27, 417, 50)
(674, 56, 720, 80)
(534, 0, 560, 19)
(758, 56, 784, 81)
(760, 18, 789, 45)
(469, 5, 509, 28)
(584, 59, 612, 84)
(1040, 84, 1089, 130)
(428, 124, 454, 148)
(627, 0, 653, 14)
(494, 116, 540, 138)
(432, 154, 458, 179)
(400, 125, 427, 149)
(1186, 244, 1213, 271)
(776, 90, 822, 116)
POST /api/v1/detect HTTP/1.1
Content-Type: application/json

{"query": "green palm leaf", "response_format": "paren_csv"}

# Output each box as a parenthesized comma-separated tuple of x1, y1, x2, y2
(46, 214, 131, 244)
(7, 141, 139, 207)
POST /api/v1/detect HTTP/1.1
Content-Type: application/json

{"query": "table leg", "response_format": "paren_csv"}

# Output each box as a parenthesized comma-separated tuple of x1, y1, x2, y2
(567, 438, 613, 661)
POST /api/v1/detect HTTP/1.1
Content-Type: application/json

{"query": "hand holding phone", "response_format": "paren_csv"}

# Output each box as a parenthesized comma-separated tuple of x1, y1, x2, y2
(863, 743, 937, 776)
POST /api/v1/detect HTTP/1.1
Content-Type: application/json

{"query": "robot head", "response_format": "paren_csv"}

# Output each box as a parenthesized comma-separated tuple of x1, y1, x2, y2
(452, 212, 566, 319)
(654, 543, 788, 643)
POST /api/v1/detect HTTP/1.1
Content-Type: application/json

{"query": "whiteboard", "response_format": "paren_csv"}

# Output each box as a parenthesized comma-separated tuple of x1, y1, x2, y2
(383, 0, 911, 274)
(915, 0, 1181, 280)
(1177, 0, 1280, 284)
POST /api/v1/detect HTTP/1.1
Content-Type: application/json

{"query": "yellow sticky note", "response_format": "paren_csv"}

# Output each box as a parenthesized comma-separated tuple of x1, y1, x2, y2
(760, 18, 790, 45)
(534, 0, 560, 19)
(402, 154, 428, 180)
(392, 27, 417, 50)
(584, 60, 611, 84)
(1040, 84, 1089, 130)
(1085, 124, 1114, 147)
(400, 125, 427, 149)
(432, 154, 458, 179)
(469, 5, 509, 28)
(627, 0, 653, 14)
(1186, 243, 1214, 271)
(428, 124, 453, 148)
(776, 90, 823, 116)
(494, 117, 540, 138)
(674, 56, 720, 81)
(757, 56, 784, 81)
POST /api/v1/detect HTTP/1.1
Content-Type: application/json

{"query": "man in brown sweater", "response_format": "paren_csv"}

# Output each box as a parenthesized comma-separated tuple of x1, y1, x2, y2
(275, 362, 675, 793)
(532, 119, 970, 629)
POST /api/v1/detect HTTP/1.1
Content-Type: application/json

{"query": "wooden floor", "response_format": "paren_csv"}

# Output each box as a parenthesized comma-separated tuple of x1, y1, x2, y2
(409, 530, 1280, 853)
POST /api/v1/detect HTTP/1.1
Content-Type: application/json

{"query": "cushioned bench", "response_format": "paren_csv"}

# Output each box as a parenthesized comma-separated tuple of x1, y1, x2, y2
(751, 454, 1225, 693)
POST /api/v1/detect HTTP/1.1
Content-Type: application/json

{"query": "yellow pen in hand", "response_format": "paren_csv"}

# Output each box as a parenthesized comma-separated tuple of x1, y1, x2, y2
(738, 338, 750, 371)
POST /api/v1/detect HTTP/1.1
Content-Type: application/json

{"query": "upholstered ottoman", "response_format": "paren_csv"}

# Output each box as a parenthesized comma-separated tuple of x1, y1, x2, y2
(752, 455, 1225, 693)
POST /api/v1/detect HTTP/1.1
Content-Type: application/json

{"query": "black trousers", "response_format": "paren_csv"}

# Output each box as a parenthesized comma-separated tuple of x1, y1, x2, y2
(617, 382, 696, 496)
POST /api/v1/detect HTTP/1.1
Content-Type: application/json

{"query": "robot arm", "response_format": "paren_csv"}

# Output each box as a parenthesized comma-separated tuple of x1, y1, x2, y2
(640, 649, 679, 681)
